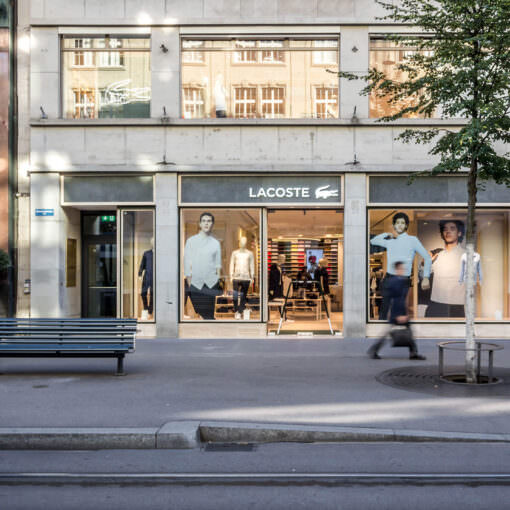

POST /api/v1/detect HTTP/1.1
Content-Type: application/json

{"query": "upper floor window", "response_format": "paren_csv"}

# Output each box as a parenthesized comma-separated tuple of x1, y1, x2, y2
(369, 38, 435, 118)
(180, 38, 339, 119)
(62, 35, 151, 119)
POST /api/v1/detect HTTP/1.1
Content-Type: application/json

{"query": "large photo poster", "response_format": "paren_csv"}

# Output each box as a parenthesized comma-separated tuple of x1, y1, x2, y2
(368, 209, 507, 321)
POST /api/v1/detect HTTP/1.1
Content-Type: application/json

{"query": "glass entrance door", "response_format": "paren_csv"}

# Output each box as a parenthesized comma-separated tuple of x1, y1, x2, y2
(266, 209, 343, 334)
(82, 213, 117, 318)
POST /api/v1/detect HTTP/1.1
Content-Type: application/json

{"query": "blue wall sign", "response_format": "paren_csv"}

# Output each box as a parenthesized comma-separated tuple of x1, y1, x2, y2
(35, 209, 55, 217)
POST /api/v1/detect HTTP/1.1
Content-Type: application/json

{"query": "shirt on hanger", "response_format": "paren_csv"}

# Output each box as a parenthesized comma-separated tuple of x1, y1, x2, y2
(230, 250, 254, 281)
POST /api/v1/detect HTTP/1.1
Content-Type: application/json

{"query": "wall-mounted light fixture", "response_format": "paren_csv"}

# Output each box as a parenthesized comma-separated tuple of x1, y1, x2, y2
(160, 43, 168, 53)
(352, 46, 359, 53)
(39, 106, 48, 120)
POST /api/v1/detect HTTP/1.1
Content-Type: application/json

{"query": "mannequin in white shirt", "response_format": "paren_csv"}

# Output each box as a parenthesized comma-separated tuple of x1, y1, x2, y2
(230, 236, 255, 319)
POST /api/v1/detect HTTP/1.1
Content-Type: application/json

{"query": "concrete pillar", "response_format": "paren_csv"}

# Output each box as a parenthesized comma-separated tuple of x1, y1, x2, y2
(340, 27, 369, 120)
(343, 173, 367, 338)
(151, 27, 180, 119)
(30, 173, 63, 317)
(155, 172, 179, 337)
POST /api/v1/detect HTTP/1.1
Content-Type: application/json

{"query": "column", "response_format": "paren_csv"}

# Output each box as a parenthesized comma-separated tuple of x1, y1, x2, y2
(155, 172, 179, 337)
(343, 173, 367, 337)
(30, 173, 63, 317)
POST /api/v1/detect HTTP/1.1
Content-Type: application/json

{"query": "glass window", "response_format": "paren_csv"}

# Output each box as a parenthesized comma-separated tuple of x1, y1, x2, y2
(121, 210, 155, 321)
(181, 38, 339, 119)
(62, 36, 151, 119)
(181, 209, 261, 322)
(368, 209, 510, 321)
(369, 38, 435, 118)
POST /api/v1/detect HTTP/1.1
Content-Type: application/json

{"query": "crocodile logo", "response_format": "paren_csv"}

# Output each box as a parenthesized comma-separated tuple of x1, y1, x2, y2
(315, 185, 339, 200)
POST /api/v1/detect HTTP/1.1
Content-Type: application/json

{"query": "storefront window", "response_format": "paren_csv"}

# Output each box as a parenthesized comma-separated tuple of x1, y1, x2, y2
(180, 209, 261, 321)
(369, 38, 434, 118)
(62, 36, 151, 119)
(121, 210, 154, 321)
(369, 209, 510, 321)
(181, 38, 339, 119)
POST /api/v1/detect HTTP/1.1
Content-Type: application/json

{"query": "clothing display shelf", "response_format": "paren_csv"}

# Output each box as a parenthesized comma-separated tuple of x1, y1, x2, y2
(214, 293, 261, 320)
(268, 238, 340, 285)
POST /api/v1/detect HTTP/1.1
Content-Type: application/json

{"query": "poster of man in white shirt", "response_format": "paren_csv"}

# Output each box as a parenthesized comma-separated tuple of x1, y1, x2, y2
(425, 219, 466, 318)
(183, 212, 222, 320)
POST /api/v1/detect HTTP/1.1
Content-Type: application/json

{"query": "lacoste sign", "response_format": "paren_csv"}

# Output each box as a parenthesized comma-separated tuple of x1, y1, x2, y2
(180, 175, 342, 205)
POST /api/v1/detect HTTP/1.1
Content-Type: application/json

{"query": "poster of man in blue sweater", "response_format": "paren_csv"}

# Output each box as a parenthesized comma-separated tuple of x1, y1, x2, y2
(370, 212, 432, 320)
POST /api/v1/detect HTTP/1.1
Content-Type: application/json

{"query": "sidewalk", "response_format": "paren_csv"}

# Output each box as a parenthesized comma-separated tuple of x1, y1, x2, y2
(1, 337, 509, 446)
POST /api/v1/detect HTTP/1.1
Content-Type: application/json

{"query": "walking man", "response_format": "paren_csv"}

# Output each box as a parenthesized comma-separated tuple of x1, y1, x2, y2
(367, 261, 426, 360)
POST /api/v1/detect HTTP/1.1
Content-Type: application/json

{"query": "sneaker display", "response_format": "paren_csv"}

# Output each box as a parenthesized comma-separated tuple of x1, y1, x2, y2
(235, 312, 241, 320)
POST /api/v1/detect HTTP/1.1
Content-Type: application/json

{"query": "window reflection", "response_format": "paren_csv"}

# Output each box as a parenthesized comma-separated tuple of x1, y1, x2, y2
(62, 36, 151, 119)
(181, 39, 339, 119)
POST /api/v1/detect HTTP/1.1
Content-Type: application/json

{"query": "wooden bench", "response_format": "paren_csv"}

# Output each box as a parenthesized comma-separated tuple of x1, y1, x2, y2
(0, 318, 137, 375)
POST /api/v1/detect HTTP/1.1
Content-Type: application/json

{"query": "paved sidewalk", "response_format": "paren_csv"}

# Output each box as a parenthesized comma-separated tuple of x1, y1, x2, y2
(1, 337, 509, 437)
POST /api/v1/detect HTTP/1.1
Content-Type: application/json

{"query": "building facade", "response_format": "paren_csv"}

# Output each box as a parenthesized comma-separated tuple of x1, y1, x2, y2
(19, 0, 510, 338)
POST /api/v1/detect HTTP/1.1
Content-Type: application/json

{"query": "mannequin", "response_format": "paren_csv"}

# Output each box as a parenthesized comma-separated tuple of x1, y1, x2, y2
(183, 212, 222, 320)
(138, 237, 154, 320)
(269, 254, 286, 300)
(371, 212, 432, 320)
(317, 258, 331, 316)
(229, 236, 255, 319)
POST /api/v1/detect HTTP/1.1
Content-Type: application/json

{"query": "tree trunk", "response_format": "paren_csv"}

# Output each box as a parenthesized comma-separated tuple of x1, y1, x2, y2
(465, 162, 478, 383)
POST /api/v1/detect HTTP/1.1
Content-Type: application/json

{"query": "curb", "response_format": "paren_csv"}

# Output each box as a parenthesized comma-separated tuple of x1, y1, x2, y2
(0, 421, 508, 450)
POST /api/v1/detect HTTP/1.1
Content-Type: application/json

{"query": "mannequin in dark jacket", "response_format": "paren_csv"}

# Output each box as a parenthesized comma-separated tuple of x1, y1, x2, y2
(138, 241, 154, 316)
(269, 254, 286, 300)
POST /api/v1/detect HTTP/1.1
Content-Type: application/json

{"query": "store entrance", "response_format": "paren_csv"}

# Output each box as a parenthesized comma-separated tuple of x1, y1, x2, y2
(267, 209, 343, 335)
(81, 212, 117, 318)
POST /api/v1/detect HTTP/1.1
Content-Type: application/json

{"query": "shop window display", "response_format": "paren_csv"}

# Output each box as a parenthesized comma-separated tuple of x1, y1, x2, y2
(181, 209, 261, 321)
(121, 210, 154, 321)
(369, 209, 510, 321)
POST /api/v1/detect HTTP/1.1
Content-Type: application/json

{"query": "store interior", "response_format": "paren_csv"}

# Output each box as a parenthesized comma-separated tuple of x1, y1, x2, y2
(267, 209, 344, 334)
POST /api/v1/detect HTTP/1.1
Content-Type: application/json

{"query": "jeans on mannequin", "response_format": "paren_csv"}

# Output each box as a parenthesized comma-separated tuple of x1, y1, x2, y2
(233, 279, 250, 313)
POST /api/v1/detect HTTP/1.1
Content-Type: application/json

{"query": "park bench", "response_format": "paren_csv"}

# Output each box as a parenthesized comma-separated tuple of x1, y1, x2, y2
(0, 318, 137, 375)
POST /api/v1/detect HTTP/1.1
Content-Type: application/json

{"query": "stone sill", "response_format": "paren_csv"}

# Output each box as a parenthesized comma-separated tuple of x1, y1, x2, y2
(31, 118, 468, 128)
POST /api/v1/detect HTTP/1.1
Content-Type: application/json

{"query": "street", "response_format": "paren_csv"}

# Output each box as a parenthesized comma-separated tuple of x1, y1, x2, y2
(2, 443, 510, 509)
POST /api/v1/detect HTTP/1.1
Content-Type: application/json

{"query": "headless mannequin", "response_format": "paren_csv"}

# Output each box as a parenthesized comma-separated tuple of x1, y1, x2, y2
(138, 237, 154, 320)
(269, 254, 286, 300)
(230, 236, 255, 319)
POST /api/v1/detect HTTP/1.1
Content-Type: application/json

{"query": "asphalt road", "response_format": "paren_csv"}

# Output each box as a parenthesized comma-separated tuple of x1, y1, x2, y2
(2, 443, 510, 509)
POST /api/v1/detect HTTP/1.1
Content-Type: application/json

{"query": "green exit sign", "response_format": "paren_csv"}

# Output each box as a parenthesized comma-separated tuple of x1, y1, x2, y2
(101, 215, 116, 223)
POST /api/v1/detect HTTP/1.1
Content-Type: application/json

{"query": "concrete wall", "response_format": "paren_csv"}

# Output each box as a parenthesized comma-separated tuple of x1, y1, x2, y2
(29, 0, 391, 24)
(30, 173, 62, 317)
(343, 173, 367, 338)
(31, 125, 439, 173)
(154, 172, 179, 337)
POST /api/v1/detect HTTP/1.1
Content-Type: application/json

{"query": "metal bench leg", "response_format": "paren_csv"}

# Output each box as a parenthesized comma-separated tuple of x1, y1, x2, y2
(116, 355, 126, 376)
(438, 346, 444, 378)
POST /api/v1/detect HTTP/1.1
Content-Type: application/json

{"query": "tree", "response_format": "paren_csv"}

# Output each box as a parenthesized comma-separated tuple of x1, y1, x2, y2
(339, 0, 510, 382)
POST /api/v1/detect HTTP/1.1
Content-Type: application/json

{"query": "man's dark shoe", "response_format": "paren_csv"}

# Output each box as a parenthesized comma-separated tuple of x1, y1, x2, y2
(368, 351, 381, 359)
(410, 354, 426, 360)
